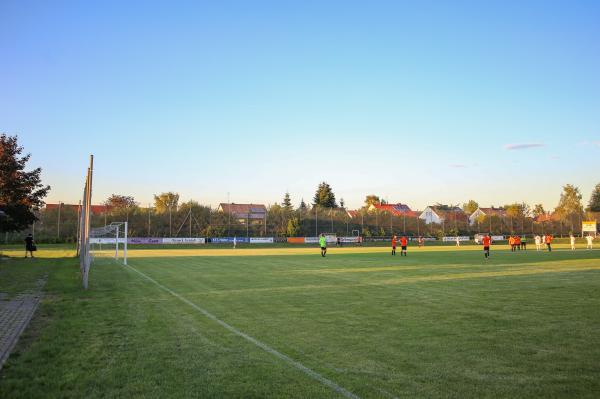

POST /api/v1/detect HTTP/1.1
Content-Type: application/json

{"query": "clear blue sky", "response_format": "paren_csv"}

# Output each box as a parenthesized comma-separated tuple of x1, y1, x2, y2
(1, 1, 599, 211)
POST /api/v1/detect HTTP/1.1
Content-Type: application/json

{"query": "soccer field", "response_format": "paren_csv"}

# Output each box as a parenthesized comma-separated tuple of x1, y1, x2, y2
(1, 244, 600, 398)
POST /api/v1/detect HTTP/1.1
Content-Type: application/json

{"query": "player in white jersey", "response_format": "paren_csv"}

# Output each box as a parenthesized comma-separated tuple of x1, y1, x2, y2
(570, 234, 576, 250)
(586, 234, 594, 249)
(534, 235, 542, 251)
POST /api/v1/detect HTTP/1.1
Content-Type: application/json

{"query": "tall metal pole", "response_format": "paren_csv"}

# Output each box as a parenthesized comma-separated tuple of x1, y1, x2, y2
(148, 204, 151, 236)
(124, 221, 128, 265)
(169, 205, 172, 237)
(315, 206, 318, 236)
(76, 200, 82, 256)
(227, 192, 231, 237)
(330, 209, 333, 232)
(57, 202, 61, 239)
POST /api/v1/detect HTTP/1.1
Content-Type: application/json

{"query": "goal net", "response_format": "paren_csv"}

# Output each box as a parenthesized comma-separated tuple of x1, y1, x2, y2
(90, 222, 128, 265)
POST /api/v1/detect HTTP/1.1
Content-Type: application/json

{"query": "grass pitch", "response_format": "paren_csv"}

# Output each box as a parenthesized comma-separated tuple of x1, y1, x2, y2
(1, 244, 599, 398)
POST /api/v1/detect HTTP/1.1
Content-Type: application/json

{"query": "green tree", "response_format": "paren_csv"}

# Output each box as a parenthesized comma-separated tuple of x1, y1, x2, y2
(313, 182, 337, 208)
(504, 203, 528, 218)
(105, 194, 138, 210)
(533, 204, 546, 218)
(554, 184, 583, 220)
(153, 192, 179, 214)
(298, 198, 308, 212)
(462, 200, 479, 214)
(286, 217, 301, 237)
(364, 195, 385, 207)
(587, 183, 600, 212)
(0, 134, 50, 233)
(282, 192, 293, 212)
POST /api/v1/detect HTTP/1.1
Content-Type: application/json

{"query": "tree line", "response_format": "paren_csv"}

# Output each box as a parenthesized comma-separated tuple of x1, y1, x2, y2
(2, 135, 600, 243)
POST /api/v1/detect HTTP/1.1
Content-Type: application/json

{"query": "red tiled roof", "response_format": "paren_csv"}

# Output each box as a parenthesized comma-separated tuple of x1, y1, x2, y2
(370, 203, 412, 216)
(45, 203, 112, 214)
(346, 210, 360, 218)
(534, 213, 558, 222)
(478, 207, 507, 217)
(219, 203, 267, 219)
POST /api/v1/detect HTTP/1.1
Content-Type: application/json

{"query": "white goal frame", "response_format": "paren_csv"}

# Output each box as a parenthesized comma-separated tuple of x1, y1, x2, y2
(90, 221, 128, 265)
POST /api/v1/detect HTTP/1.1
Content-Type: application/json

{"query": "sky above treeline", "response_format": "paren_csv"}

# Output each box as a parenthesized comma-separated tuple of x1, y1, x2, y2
(1, 1, 599, 211)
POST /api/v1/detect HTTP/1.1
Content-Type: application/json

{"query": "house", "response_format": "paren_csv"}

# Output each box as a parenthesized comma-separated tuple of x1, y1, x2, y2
(218, 203, 267, 223)
(469, 207, 507, 225)
(346, 210, 360, 219)
(367, 203, 413, 216)
(45, 203, 112, 215)
(419, 205, 467, 225)
(534, 212, 558, 223)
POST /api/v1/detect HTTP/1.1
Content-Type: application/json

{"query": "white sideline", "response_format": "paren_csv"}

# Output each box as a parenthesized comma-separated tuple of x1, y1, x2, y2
(125, 264, 361, 399)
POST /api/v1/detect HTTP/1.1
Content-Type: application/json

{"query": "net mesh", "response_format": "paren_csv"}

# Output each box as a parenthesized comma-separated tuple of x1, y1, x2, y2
(90, 223, 127, 264)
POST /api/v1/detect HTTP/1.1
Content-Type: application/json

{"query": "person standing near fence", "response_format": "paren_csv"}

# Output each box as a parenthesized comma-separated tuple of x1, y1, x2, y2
(233, 236, 237, 249)
(521, 235, 527, 250)
(535, 235, 542, 251)
(570, 234, 576, 250)
(586, 234, 594, 249)
(391, 235, 397, 256)
(24, 233, 35, 258)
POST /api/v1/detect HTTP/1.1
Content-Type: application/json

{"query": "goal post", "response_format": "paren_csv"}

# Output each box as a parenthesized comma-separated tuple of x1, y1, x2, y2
(90, 222, 128, 265)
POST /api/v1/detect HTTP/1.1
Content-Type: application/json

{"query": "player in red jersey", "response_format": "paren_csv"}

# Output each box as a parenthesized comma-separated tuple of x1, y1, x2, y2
(482, 234, 491, 258)
(400, 236, 408, 256)
(391, 235, 397, 256)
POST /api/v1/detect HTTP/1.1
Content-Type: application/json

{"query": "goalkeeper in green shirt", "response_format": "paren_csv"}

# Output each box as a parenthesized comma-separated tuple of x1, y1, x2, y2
(319, 234, 327, 257)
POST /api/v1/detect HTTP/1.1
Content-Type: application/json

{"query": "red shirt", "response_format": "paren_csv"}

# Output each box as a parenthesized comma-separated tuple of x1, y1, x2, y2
(545, 235, 552, 244)
(392, 237, 397, 246)
(482, 236, 491, 246)
(401, 237, 408, 246)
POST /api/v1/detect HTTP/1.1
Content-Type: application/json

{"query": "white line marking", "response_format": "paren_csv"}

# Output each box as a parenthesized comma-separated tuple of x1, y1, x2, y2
(125, 264, 360, 399)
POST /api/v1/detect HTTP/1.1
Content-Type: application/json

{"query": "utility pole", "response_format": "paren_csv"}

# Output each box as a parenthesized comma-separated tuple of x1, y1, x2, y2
(57, 201, 62, 239)
(315, 206, 318, 236)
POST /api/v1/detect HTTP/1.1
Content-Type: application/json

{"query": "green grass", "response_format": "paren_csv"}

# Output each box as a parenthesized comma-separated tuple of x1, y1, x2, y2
(1, 244, 599, 398)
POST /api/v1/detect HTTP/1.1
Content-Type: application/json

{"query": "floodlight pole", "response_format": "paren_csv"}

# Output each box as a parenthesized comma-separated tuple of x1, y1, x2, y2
(57, 201, 61, 238)
(315, 206, 318, 236)
(115, 226, 119, 259)
(124, 221, 128, 265)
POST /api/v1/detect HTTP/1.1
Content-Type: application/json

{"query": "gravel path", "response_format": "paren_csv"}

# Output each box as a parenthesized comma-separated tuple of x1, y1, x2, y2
(0, 276, 47, 370)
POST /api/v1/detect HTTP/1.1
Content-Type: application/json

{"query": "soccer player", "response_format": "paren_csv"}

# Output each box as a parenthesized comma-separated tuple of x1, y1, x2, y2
(586, 234, 594, 249)
(233, 236, 237, 249)
(570, 234, 576, 250)
(482, 233, 491, 258)
(515, 235, 521, 251)
(545, 234, 553, 252)
(400, 236, 408, 256)
(521, 235, 527, 250)
(319, 233, 327, 257)
(509, 236, 515, 252)
(391, 235, 397, 255)
(535, 235, 542, 251)
(455, 236, 460, 247)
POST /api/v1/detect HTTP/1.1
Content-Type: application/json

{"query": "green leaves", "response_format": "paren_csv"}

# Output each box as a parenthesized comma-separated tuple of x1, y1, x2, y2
(0, 134, 50, 233)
